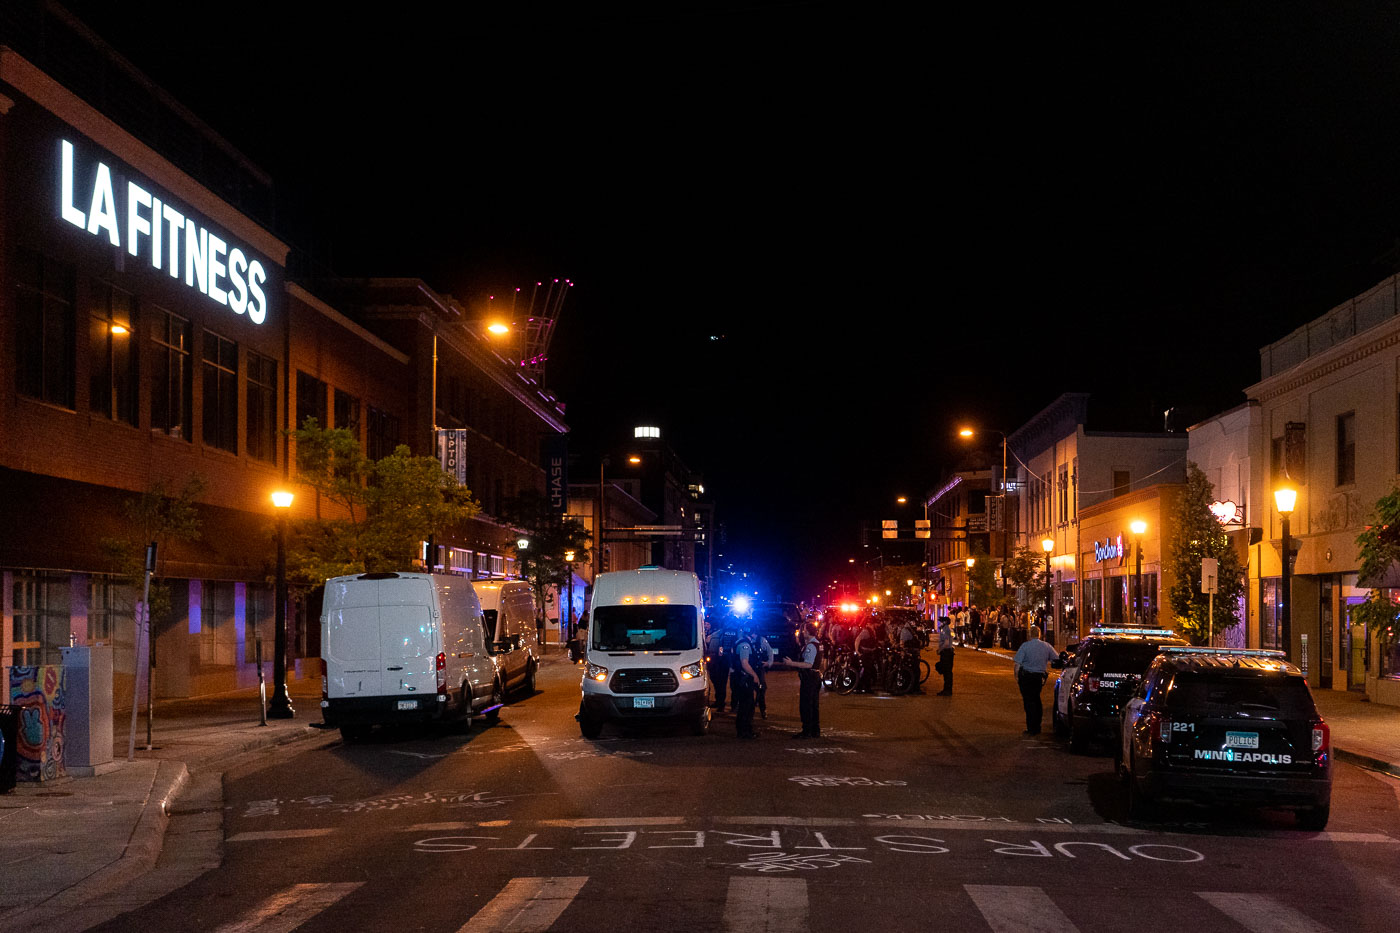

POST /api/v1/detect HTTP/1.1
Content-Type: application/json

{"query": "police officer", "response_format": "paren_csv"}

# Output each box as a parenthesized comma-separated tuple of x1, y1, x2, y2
(730, 621, 760, 739)
(1012, 624, 1060, 734)
(936, 616, 954, 695)
(754, 630, 775, 719)
(706, 620, 733, 712)
(783, 622, 823, 738)
(897, 614, 924, 694)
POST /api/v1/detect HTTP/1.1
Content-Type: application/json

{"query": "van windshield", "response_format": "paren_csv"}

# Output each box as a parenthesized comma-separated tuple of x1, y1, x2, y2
(592, 604, 698, 651)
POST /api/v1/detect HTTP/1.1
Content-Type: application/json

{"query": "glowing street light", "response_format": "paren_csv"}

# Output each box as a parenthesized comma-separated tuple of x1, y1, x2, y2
(1129, 520, 1147, 623)
(268, 491, 295, 720)
(1276, 486, 1297, 659)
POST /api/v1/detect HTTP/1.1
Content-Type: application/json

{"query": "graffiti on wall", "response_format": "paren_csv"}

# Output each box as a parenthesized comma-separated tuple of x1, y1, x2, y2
(9, 666, 66, 782)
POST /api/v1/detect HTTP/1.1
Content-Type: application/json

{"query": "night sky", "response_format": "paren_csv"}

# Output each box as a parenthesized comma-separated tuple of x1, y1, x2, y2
(59, 3, 1400, 600)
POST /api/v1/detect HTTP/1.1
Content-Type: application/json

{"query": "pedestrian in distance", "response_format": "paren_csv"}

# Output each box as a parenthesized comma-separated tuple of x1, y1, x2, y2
(730, 621, 760, 739)
(935, 616, 954, 695)
(1012, 624, 1060, 735)
(781, 622, 823, 738)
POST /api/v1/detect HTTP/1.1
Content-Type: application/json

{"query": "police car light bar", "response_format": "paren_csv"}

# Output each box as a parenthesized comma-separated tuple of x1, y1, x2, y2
(1160, 646, 1287, 659)
(1089, 627, 1178, 638)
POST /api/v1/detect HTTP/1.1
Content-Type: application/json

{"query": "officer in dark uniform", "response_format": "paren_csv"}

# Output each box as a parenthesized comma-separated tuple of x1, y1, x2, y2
(730, 622, 760, 739)
(706, 619, 733, 712)
(782, 622, 823, 738)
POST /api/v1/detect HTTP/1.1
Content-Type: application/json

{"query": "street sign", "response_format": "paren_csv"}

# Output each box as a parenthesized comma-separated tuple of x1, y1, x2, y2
(1201, 557, 1218, 594)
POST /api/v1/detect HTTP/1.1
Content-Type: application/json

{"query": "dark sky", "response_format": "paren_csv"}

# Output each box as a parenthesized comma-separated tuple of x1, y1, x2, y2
(61, 2, 1400, 600)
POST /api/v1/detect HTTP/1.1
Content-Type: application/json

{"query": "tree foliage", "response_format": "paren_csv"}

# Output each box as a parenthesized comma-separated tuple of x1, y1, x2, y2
(968, 543, 999, 607)
(496, 490, 591, 621)
(1165, 462, 1246, 644)
(287, 419, 480, 583)
(99, 474, 206, 625)
(1003, 544, 1049, 607)
(1355, 486, 1400, 649)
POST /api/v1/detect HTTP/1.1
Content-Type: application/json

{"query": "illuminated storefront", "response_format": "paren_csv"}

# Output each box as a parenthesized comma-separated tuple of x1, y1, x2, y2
(1077, 485, 1183, 630)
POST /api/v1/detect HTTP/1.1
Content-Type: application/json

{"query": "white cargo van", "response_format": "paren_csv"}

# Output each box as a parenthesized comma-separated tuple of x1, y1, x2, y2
(472, 580, 540, 695)
(321, 572, 505, 740)
(578, 567, 709, 738)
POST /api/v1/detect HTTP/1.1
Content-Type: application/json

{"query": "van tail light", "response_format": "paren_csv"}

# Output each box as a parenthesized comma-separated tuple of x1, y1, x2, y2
(1312, 721, 1330, 764)
(436, 652, 447, 696)
(1087, 677, 1099, 692)
(321, 674, 328, 701)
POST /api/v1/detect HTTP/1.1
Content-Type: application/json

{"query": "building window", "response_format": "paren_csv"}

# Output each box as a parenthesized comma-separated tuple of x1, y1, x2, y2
(151, 307, 192, 439)
(89, 281, 138, 425)
(246, 351, 277, 463)
(1336, 411, 1356, 486)
(296, 370, 327, 431)
(334, 388, 361, 438)
(1112, 470, 1130, 499)
(367, 406, 400, 460)
(15, 248, 76, 408)
(1260, 578, 1282, 649)
(245, 585, 273, 666)
(202, 331, 238, 453)
(200, 581, 237, 667)
(12, 571, 70, 666)
(1058, 465, 1069, 524)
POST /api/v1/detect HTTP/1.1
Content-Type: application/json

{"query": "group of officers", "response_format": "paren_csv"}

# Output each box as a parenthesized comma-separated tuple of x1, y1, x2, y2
(704, 609, 946, 741)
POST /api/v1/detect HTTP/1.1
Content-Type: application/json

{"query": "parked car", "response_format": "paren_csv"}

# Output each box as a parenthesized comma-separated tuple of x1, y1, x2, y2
(749, 601, 803, 661)
(1053, 627, 1187, 752)
(1119, 646, 1332, 829)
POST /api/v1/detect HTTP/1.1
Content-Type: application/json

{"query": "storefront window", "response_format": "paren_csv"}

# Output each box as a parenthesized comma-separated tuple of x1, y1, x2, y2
(1260, 578, 1281, 649)
(1378, 590, 1400, 680)
(12, 571, 70, 666)
(1083, 578, 1103, 629)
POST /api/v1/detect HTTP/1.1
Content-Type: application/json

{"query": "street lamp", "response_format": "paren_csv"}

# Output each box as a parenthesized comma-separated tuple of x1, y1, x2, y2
(1275, 486, 1297, 659)
(1041, 537, 1054, 634)
(1130, 520, 1147, 625)
(268, 491, 295, 720)
(958, 426, 1010, 596)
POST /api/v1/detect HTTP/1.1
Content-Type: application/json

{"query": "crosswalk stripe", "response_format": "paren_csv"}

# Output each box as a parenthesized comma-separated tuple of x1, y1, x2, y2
(455, 876, 587, 932)
(723, 877, 808, 933)
(212, 883, 362, 933)
(1198, 892, 1332, 933)
(964, 885, 1078, 933)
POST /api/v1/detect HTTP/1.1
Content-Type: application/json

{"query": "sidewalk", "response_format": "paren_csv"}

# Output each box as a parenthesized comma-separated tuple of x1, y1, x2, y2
(0, 648, 581, 931)
(0, 677, 325, 931)
(970, 644, 1400, 774)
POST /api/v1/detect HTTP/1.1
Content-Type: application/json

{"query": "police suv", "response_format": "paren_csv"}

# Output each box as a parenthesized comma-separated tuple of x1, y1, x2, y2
(1118, 647, 1332, 830)
(1053, 627, 1187, 753)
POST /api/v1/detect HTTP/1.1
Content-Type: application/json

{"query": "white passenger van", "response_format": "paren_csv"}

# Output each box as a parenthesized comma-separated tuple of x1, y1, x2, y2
(321, 572, 505, 740)
(578, 567, 709, 738)
(472, 580, 540, 695)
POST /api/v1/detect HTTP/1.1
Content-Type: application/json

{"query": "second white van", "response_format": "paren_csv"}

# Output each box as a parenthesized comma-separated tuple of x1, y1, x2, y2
(472, 580, 541, 695)
(578, 567, 709, 738)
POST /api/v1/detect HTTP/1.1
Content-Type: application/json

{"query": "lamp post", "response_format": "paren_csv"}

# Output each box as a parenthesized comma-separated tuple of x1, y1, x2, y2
(1041, 537, 1054, 635)
(268, 491, 295, 720)
(1130, 520, 1147, 625)
(564, 549, 576, 644)
(1275, 487, 1297, 659)
(959, 427, 1010, 596)
(965, 556, 975, 610)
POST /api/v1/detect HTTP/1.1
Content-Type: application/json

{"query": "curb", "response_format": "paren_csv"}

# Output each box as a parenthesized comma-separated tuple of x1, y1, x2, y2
(1335, 747, 1400, 777)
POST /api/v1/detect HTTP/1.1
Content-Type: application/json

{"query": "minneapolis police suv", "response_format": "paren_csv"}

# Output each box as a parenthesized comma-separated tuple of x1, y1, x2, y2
(1118, 647, 1332, 830)
(1053, 627, 1187, 752)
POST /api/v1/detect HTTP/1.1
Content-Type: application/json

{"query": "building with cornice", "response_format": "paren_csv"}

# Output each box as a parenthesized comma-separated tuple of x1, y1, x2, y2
(1247, 274, 1400, 705)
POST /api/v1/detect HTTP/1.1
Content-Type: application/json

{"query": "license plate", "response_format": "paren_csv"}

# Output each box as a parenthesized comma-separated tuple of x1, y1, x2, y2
(1225, 731, 1258, 748)
(397, 699, 418, 711)
(633, 696, 655, 709)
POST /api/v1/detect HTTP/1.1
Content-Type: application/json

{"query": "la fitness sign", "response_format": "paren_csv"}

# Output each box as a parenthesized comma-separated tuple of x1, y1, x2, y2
(58, 139, 270, 324)
(1093, 534, 1126, 564)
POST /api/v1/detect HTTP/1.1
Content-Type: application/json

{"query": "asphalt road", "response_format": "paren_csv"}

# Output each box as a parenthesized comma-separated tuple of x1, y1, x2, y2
(92, 649, 1400, 933)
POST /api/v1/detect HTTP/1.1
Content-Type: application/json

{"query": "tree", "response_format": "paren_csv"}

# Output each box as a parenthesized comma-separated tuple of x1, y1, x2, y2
(1165, 462, 1246, 644)
(287, 419, 480, 583)
(497, 490, 591, 623)
(968, 543, 999, 607)
(1355, 485, 1400, 653)
(99, 474, 206, 628)
(873, 562, 923, 605)
(1002, 544, 1045, 608)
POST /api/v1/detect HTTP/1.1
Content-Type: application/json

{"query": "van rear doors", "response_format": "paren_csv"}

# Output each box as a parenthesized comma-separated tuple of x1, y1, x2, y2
(324, 575, 439, 699)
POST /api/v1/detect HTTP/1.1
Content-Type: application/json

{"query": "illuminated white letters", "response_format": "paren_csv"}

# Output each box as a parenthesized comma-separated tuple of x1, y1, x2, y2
(60, 140, 86, 228)
(127, 182, 152, 258)
(56, 139, 270, 324)
(87, 162, 120, 245)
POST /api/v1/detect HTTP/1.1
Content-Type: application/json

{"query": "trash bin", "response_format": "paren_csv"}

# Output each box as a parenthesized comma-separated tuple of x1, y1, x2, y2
(0, 705, 18, 794)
